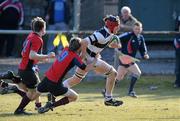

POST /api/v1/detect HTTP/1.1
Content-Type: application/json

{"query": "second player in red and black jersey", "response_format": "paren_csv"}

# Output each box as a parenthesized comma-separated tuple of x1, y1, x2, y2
(36, 37, 95, 114)
(46, 47, 86, 83)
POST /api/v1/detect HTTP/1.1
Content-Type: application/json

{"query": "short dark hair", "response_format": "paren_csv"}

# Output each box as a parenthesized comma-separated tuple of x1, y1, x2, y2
(69, 37, 81, 52)
(31, 17, 46, 32)
(134, 21, 142, 27)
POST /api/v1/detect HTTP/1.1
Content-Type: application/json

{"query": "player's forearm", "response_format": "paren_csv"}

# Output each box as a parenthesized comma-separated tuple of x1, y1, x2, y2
(29, 51, 55, 61)
(30, 53, 49, 61)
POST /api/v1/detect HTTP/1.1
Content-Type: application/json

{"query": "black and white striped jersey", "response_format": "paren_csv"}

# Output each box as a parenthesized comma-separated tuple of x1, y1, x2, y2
(84, 26, 114, 55)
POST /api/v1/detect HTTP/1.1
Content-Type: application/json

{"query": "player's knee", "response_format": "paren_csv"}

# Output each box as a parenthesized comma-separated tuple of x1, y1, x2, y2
(136, 70, 141, 77)
(71, 93, 78, 101)
(28, 95, 34, 101)
(31, 92, 40, 101)
(113, 69, 117, 77)
(27, 90, 37, 101)
(105, 67, 117, 79)
(65, 89, 79, 102)
(116, 74, 124, 81)
(131, 72, 141, 79)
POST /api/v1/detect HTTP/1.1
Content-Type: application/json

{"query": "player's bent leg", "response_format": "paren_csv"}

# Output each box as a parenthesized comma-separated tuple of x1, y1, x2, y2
(101, 65, 128, 98)
(37, 79, 68, 114)
(63, 67, 87, 88)
(14, 86, 37, 115)
(17, 82, 28, 92)
(26, 89, 38, 101)
(28, 89, 41, 110)
(127, 63, 141, 98)
(7, 83, 26, 96)
(105, 67, 117, 97)
(94, 59, 123, 106)
(128, 63, 141, 77)
(95, 60, 116, 97)
(39, 88, 78, 113)
(14, 89, 32, 115)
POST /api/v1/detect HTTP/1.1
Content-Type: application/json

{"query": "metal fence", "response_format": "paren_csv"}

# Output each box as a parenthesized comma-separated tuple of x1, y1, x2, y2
(0, 30, 177, 75)
(0, 29, 179, 42)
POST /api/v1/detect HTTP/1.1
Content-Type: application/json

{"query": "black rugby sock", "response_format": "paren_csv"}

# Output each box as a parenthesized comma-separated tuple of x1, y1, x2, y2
(15, 95, 31, 111)
(53, 97, 69, 107)
(35, 102, 41, 108)
(129, 77, 137, 93)
(14, 88, 26, 97)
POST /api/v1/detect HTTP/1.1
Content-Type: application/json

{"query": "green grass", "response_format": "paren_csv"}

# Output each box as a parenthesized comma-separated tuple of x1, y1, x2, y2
(0, 75, 180, 121)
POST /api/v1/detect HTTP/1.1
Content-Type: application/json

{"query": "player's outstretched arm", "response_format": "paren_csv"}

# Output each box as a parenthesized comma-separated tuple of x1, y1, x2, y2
(29, 51, 55, 61)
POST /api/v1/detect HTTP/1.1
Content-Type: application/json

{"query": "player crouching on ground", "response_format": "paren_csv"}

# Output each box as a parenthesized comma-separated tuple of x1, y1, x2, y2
(32, 37, 96, 114)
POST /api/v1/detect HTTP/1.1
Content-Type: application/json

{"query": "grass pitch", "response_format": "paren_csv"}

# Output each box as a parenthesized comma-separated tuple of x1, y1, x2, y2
(0, 75, 180, 121)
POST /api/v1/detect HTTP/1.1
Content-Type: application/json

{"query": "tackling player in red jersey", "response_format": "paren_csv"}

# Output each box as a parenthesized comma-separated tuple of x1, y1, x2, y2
(30, 37, 96, 114)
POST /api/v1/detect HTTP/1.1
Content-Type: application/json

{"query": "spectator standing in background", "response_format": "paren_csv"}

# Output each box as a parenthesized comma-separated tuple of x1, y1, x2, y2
(45, 0, 72, 54)
(0, 0, 24, 57)
(173, 20, 180, 88)
(119, 6, 138, 32)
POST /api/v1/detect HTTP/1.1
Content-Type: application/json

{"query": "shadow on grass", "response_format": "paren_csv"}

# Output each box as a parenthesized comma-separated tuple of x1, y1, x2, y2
(132, 117, 180, 120)
(79, 95, 104, 102)
(0, 112, 38, 117)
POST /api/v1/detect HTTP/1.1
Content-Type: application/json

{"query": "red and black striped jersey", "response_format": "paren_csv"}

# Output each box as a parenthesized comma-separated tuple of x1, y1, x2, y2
(45, 47, 86, 83)
(18, 32, 43, 70)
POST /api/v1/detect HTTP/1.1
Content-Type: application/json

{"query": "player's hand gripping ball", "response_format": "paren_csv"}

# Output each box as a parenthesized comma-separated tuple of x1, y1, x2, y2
(111, 35, 119, 44)
(109, 35, 121, 48)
